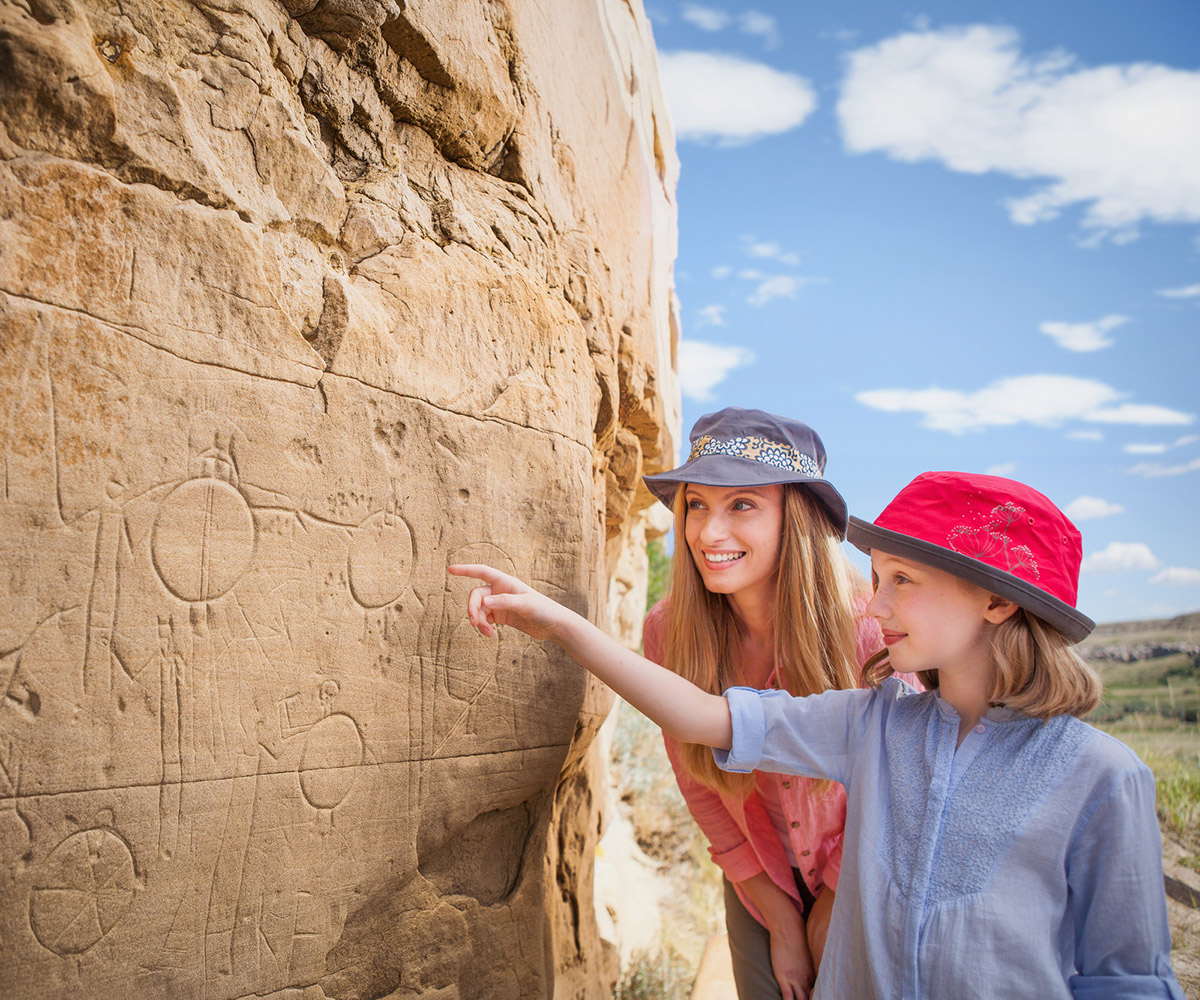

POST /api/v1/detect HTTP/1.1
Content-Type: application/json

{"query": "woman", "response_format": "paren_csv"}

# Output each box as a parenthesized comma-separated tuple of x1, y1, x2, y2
(640, 407, 893, 1000)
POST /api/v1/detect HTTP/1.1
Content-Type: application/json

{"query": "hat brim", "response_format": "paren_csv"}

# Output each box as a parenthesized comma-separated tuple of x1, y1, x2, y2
(643, 454, 848, 538)
(847, 517, 1094, 643)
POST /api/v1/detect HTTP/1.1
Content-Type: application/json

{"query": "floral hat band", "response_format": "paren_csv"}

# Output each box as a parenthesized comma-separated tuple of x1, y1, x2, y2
(642, 406, 849, 537)
(847, 471, 1095, 642)
(687, 433, 824, 479)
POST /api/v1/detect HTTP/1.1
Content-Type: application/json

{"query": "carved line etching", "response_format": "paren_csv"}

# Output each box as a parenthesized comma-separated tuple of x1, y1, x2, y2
(28, 824, 138, 957)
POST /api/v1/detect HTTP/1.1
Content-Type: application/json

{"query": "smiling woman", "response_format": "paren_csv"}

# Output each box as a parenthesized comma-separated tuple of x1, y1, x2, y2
(637, 407, 890, 1000)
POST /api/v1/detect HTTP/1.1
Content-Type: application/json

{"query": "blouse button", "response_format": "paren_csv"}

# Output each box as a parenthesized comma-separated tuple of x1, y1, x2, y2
(808, 869, 816, 876)
(801, 849, 811, 857)
(781, 781, 791, 789)
(790, 821, 800, 829)
(974, 724, 985, 734)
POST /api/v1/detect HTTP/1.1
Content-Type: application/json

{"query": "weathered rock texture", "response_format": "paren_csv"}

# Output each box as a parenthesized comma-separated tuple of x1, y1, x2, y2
(0, 0, 679, 997)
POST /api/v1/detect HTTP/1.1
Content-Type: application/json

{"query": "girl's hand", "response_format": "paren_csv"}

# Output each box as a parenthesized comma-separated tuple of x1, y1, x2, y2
(447, 564, 566, 641)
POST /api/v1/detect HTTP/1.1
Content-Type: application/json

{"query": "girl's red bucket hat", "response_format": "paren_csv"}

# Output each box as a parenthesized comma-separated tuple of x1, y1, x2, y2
(847, 471, 1095, 642)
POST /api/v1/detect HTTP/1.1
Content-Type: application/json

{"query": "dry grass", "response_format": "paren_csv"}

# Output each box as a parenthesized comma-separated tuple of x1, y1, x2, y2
(610, 699, 724, 1000)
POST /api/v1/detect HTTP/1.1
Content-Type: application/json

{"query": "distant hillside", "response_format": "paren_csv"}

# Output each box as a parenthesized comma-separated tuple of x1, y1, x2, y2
(1086, 610, 1200, 642)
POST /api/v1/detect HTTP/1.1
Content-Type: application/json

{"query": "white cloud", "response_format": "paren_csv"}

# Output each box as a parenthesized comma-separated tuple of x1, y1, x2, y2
(681, 4, 729, 31)
(658, 51, 818, 145)
(1151, 566, 1200, 585)
(1067, 429, 1104, 441)
(1087, 404, 1193, 425)
(743, 237, 801, 266)
(985, 461, 1016, 476)
(679, 339, 755, 401)
(747, 274, 801, 307)
(1081, 541, 1160, 573)
(1039, 314, 1127, 352)
(1127, 455, 1200, 477)
(1129, 433, 1200, 454)
(1064, 496, 1125, 521)
(855, 374, 1194, 434)
(739, 12, 780, 49)
(836, 25, 1200, 239)
(1156, 283, 1200, 299)
(711, 265, 732, 279)
(695, 304, 727, 327)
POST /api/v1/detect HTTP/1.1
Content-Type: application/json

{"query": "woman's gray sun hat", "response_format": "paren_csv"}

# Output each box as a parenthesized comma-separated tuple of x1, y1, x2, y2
(642, 407, 849, 537)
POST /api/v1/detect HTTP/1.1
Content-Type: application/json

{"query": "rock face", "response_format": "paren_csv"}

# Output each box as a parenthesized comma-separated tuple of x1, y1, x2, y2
(0, 2, 679, 998)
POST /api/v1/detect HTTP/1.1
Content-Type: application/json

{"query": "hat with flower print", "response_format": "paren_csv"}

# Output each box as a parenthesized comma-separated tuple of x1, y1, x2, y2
(847, 471, 1094, 642)
(643, 407, 848, 536)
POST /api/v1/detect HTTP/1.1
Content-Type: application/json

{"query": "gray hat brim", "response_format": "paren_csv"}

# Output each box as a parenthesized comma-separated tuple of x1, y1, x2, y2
(847, 516, 1094, 642)
(643, 454, 848, 538)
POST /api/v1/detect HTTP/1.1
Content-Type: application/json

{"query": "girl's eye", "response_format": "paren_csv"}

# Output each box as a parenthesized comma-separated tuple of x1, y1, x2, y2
(894, 574, 911, 585)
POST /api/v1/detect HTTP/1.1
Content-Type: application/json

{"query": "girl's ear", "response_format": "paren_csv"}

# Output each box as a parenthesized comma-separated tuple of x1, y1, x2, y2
(984, 595, 1019, 625)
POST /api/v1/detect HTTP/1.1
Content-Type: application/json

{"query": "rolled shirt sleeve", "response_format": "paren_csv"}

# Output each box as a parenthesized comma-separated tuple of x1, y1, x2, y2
(715, 683, 894, 785)
(1067, 761, 1185, 999)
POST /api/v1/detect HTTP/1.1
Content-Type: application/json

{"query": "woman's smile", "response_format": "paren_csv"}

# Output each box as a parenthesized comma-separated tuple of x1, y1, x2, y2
(703, 550, 746, 566)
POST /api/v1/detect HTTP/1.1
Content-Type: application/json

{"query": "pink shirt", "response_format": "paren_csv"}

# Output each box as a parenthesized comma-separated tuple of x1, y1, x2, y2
(643, 597, 914, 927)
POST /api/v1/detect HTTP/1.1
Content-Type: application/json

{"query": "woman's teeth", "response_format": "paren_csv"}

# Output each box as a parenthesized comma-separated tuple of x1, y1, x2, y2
(707, 552, 744, 563)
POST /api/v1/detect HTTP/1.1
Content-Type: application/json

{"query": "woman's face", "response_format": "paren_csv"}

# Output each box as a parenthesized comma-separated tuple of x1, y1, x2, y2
(683, 483, 784, 604)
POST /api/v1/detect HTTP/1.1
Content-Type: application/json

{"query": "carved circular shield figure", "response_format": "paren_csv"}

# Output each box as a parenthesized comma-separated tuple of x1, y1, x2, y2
(347, 511, 414, 609)
(152, 477, 255, 602)
(298, 713, 364, 811)
(29, 828, 137, 956)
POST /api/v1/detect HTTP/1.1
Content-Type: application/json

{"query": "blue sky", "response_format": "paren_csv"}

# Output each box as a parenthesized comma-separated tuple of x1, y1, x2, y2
(645, 1, 1200, 625)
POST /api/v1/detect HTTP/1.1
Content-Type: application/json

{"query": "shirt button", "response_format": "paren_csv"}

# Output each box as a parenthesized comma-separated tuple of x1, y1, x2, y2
(975, 724, 985, 734)
(781, 781, 791, 789)
(790, 821, 800, 829)
(801, 849, 811, 857)
(808, 869, 816, 876)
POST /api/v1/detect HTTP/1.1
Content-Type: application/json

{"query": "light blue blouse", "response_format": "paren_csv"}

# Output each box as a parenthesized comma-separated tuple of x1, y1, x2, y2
(715, 678, 1184, 1000)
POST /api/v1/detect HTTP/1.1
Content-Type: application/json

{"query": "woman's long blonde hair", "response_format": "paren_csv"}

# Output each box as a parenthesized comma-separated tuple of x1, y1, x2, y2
(862, 608, 1102, 720)
(664, 483, 863, 793)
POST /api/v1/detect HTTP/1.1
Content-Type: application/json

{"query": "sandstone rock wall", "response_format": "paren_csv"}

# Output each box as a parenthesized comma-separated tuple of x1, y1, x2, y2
(0, 1, 679, 997)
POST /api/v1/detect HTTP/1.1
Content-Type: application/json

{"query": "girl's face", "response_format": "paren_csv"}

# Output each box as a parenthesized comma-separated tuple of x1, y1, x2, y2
(683, 483, 784, 605)
(866, 551, 999, 677)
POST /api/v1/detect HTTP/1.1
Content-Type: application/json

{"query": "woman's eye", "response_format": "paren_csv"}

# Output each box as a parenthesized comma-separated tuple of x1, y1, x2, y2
(732, 499, 754, 511)
(687, 498, 705, 511)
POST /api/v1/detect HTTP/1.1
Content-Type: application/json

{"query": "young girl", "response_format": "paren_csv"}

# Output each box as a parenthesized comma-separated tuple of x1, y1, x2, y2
(450, 470, 1184, 999)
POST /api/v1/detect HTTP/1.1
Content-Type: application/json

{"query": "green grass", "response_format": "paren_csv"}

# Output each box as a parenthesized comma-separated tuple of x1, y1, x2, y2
(1089, 653, 1200, 726)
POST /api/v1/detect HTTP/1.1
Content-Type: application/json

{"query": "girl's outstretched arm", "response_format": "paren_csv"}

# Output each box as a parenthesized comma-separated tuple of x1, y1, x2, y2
(448, 564, 733, 749)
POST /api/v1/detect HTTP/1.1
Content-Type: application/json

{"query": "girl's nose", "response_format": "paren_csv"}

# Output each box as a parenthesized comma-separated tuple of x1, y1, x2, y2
(865, 586, 888, 619)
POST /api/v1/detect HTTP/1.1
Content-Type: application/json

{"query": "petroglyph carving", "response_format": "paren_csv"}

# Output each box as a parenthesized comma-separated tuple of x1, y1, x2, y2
(346, 506, 413, 609)
(28, 826, 138, 957)
(0, 0, 678, 996)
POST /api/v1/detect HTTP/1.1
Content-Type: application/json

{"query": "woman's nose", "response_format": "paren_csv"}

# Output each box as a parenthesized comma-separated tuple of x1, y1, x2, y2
(698, 511, 729, 543)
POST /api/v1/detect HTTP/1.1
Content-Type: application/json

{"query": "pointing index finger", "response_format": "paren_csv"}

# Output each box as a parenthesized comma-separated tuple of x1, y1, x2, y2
(447, 563, 501, 584)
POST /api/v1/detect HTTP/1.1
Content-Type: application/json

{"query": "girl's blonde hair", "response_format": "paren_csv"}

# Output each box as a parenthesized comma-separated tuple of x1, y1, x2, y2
(664, 483, 863, 793)
(863, 607, 1102, 720)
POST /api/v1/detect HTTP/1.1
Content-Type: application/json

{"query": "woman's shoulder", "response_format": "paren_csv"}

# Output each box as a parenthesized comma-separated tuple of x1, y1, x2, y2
(643, 597, 670, 664)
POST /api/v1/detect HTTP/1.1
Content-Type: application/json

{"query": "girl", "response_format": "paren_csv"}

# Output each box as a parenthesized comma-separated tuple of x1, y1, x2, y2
(450, 470, 1183, 999)
(638, 406, 910, 1000)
